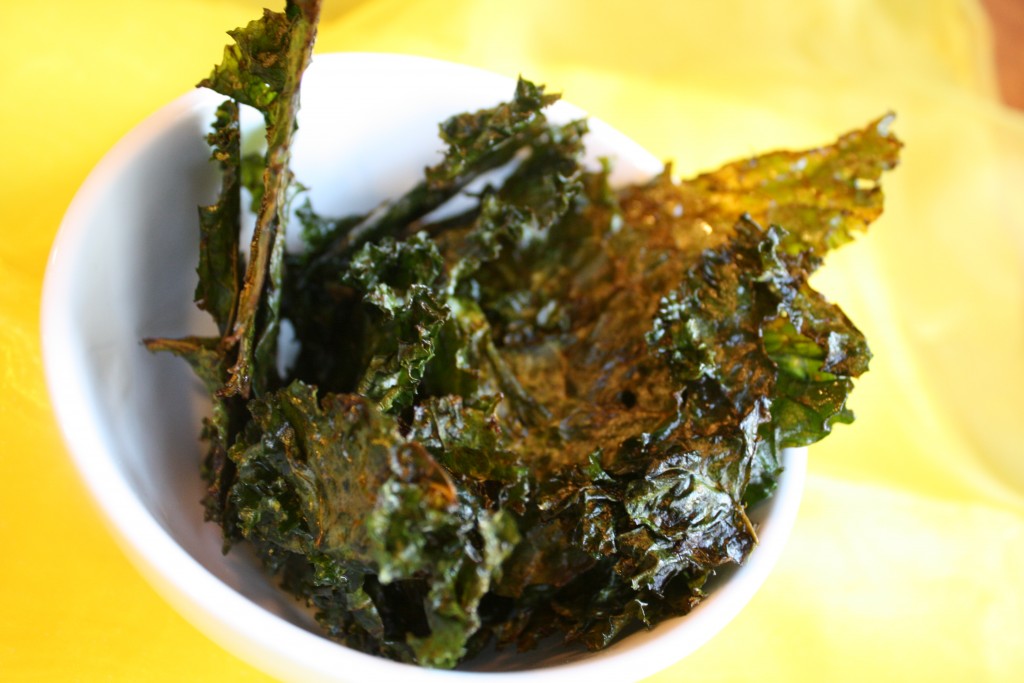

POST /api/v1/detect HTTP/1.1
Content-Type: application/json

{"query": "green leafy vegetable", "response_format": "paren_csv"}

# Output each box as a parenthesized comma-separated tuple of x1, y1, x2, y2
(203, 0, 321, 399)
(146, 0, 901, 669)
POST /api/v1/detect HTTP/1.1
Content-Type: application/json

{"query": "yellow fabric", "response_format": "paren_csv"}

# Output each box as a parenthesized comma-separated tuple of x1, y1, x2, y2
(2, 0, 1022, 680)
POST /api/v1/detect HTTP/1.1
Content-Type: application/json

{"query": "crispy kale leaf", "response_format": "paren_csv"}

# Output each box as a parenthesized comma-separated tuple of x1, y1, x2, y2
(195, 100, 243, 334)
(678, 113, 900, 258)
(225, 381, 518, 667)
(149, 1, 900, 667)
(341, 234, 449, 413)
(647, 216, 871, 448)
(202, 0, 321, 399)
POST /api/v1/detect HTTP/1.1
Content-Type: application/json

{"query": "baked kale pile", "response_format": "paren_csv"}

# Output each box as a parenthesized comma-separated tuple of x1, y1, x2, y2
(146, 0, 900, 668)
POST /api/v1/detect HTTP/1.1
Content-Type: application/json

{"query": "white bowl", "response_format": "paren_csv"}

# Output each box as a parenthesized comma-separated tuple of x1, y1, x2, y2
(42, 53, 806, 683)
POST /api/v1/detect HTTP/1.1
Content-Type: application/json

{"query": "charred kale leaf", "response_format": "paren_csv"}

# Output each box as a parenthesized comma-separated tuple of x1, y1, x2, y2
(146, 0, 900, 668)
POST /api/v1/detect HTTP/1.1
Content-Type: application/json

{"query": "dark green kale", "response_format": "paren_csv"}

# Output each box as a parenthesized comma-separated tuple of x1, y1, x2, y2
(202, 0, 322, 400)
(147, 0, 901, 669)
(223, 381, 518, 667)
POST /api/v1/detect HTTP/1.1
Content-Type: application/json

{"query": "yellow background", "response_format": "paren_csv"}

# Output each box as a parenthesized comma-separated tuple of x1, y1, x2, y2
(2, 0, 1023, 680)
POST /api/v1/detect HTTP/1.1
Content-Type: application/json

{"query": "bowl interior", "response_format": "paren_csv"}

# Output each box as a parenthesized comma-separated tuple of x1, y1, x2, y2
(42, 52, 805, 683)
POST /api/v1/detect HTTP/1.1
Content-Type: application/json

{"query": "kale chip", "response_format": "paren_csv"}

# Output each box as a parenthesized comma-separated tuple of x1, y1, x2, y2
(147, 0, 900, 668)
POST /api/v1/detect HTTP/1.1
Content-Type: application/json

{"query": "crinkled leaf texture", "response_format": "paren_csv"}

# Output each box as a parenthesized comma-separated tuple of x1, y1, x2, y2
(201, 0, 321, 400)
(226, 381, 518, 667)
(147, 6, 900, 667)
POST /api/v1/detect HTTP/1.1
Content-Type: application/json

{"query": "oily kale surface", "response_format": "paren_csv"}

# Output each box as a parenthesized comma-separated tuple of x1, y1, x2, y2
(146, 0, 900, 669)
